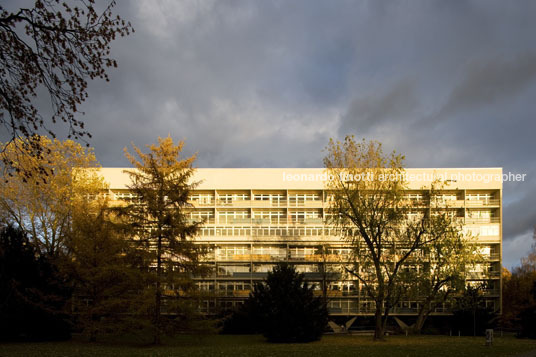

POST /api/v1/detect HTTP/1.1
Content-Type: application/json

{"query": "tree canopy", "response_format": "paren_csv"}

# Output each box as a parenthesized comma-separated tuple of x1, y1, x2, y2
(0, 136, 105, 257)
(0, 0, 133, 178)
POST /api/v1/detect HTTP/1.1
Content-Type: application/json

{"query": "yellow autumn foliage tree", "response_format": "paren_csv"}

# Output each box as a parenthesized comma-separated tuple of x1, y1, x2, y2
(0, 136, 105, 257)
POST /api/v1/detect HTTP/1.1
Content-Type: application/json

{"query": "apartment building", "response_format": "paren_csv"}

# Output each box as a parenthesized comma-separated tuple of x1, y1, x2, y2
(100, 168, 502, 316)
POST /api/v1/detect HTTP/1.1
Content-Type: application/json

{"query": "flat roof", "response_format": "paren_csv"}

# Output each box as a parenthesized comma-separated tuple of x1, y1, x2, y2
(98, 168, 503, 190)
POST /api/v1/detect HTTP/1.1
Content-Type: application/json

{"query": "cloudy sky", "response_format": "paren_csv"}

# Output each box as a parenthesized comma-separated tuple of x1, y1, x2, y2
(7, 0, 536, 268)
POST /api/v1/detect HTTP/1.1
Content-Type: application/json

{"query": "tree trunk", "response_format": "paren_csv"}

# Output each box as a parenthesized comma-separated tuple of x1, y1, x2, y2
(415, 286, 448, 333)
(153, 235, 162, 345)
(414, 297, 432, 333)
(382, 304, 391, 336)
(89, 328, 97, 343)
(374, 301, 384, 340)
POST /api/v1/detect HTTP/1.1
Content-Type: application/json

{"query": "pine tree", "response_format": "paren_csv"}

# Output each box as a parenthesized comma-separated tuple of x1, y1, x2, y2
(246, 263, 328, 342)
(122, 136, 207, 344)
(66, 195, 146, 342)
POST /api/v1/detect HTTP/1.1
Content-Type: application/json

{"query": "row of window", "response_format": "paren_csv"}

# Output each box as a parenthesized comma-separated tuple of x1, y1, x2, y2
(189, 193, 322, 204)
(198, 222, 500, 237)
(213, 245, 353, 261)
(205, 243, 500, 263)
(199, 226, 329, 237)
(111, 191, 498, 205)
(190, 210, 323, 218)
(188, 209, 497, 220)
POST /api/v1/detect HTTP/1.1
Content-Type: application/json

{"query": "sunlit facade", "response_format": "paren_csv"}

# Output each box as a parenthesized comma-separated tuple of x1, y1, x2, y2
(100, 168, 502, 316)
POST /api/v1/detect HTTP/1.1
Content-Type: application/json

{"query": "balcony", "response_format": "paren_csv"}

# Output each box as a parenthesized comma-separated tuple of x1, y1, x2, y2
(216, 290, 252, 298)
(233, 290, 251, 298)
(218, 218, 252, 225)
(288, 200, 323, 208)
(288, 254, 344, 262)
(431, 199, 465, 208)
(250, 200, 287, 207)
(216, 199, 288, 207)
(465, 199, 500, 207)
(489, 253, 500, 261)
(219, 254, 287, 262)
(249, 218, 325, 225)
(466, 270, 500, 279)
(313, 290, 346, 297)
(482, 288, 500, 296)
(189, 200, 214, 207)
(188, 218, 215, 224)
(464, 217, 500, 224)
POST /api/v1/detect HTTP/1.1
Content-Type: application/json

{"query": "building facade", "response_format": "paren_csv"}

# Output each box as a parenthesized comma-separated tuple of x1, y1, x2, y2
(100, 168, 502, 316)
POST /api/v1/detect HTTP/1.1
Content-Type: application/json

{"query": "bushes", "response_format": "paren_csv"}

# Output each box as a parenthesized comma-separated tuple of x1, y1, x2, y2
(0, 225, 71, 341)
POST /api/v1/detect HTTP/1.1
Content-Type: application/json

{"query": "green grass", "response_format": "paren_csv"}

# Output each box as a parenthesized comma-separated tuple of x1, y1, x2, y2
(1, 334, 535, 357)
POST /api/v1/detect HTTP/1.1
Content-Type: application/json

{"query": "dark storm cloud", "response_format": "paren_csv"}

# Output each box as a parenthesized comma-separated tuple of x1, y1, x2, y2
(24, 0, 534, 266)
(504, 188, 536, 239)
(430, 53, 536, 125)
(340, 78, 417, 134)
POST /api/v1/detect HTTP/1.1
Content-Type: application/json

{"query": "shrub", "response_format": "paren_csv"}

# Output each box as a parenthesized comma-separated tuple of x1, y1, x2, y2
(244, 263, 328, 342)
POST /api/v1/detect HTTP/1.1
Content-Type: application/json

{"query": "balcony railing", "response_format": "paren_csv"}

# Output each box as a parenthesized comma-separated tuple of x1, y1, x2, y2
(482, 289, 500, 296)
(211, 218, 326, 225)
(430, 199, 465, 208)
(466, 270, 500, 279)
(464, 217, 500, 224)
(465, 199, 500, 207)
(188, 218, 215, 224)
(313, 290, 358, 297)
(216, 290, 251, 297)
(289, 254, 345, 262)
(216, 199, 288, 207)
(216, 254, 287, 262)
(288, 200, 323, 207)
(189, 200, 214, 206)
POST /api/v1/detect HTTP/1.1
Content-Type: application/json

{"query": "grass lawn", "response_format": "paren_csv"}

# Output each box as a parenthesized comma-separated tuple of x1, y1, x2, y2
(1, 334, 535, 357)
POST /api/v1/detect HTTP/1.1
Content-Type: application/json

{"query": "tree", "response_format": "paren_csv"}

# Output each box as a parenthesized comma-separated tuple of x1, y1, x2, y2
(122, 136, 208, 344)
(314, 244, 345, 304)
(451, 284, 495, 336)
(409, 214, 480, 332)
(0, 224, 71, 341)
(66, 193, 147, 342)
(0, 0, 133, 179)
(244, 263, 328, 342)
(0, 136, 104, 258)
(502, 248, 536, 338)
(324, 136, 456, 340)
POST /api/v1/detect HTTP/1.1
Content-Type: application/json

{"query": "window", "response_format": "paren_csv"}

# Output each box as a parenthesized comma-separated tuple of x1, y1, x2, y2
(190, 193, 214, 205)
(218, 192, 250, 204)
(405, 193, 423, 201)
(252, 210, 285, 222)
(252, 245, 286, 260)
(288, 193, 321, 206)
(190, 210, 214, 222)
(289, 210, 322, 222)
(253, 193, 286, 204)
(217, 264, 250, 277)
(467, 193, 493, 203)
(289, 246, 316, 259)
(218, 210, 250, 223)
(295, 264, 318, 273)
(468, 210, 492, 218)
(480, 225, 499, 236)
(215, 245, 250, 260)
